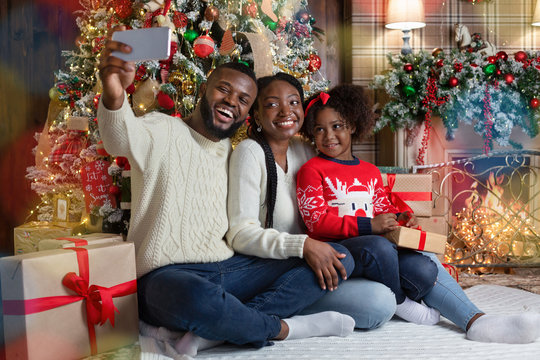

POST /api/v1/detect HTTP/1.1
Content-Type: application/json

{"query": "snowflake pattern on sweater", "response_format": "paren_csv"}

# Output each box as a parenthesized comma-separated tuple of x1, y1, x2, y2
(296, 154, 398, 241)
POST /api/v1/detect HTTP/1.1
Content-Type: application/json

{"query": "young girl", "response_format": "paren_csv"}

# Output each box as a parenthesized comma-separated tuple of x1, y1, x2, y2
(296, 84, 440, 325)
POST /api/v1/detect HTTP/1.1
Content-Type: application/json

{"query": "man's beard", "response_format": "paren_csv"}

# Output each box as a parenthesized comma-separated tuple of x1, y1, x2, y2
(200, 95, 244, 139)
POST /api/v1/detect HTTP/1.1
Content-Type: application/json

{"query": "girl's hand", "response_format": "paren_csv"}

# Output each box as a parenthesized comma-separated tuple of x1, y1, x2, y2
(371, 213, 399, 234)
(398, 211, 419, 229)
(303, 237, 348, 291)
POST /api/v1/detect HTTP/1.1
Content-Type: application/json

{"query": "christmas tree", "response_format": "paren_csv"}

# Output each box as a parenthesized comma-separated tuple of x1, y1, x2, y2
(25, 0, 328, 232)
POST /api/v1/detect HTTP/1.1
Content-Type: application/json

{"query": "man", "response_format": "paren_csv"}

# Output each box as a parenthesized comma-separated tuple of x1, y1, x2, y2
(97, 27, 354, 357)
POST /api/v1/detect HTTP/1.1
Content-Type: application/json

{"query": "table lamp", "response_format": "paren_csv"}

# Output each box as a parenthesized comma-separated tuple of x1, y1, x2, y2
(385, 0, 426, 55)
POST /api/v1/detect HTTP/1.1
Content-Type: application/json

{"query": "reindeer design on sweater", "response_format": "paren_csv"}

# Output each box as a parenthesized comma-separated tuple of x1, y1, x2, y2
(325, 177, 377, 218)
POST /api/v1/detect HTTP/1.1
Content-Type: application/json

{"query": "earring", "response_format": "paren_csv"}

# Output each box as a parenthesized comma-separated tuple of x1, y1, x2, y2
(256, 124, 262, 132)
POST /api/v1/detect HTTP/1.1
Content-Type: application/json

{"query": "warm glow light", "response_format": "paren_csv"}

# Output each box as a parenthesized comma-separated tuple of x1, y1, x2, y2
(385, 0, 426, 30)
(533, 1, 540, 26)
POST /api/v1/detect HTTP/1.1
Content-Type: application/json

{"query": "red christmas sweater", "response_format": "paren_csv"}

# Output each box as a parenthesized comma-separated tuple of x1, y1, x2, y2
(296, 154, 398, 241)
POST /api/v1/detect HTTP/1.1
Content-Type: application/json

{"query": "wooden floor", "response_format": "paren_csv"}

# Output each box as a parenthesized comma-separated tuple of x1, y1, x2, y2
(458, 268, 540, 295)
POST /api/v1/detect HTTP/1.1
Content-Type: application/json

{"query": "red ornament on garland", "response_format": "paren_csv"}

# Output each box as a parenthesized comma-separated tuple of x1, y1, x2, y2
(436, 59, 444, 68)
(173, 11, 188, 28)
(448, 76, 459, 87)
(504, 73, 515, 84)
(514, 51, 528, 62)
(307, 54, 322, 72)
(113, 0, 132, 19)
(453, 62, 463, 72)
(157, 91, 175, 110)
(193, 34, 215, 58)
(487, 56, 497, 64)
(496, 51, 508, 61)
(531, 98, 540, 109)
(403, 63, 413, 72)
(496, 69, 502, 76)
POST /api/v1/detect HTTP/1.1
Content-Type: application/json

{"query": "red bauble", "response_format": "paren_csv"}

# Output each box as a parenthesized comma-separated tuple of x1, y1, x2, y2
(531, 98, 540, 109)
(242, 2, 258, 18)
(496, 69, 502, 76)
(126, 83, 136, 94)
(193, 35, 215, 58)
(93, 94, 101, 108)
(204, 5, 220, 21)
(157, 91, 175, 110)
(109, 185, 121, 196)
(514, 51, 528, 62)
(504, 73, 515, 84)
(487, 56, 497, 64)
(172, 111, 182, 118)
(115, 156, 129, 168)
(403, 63, 413, 72)
(436, 59, 444, 68)
(113, 0, 132, 19)
(173, 11, 188, 28)
(448, 76, 459, 87)
(307, 54, 322, 72)
(496, 51, 508, 61)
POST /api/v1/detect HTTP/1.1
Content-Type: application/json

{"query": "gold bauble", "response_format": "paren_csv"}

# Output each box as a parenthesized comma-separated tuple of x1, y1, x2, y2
(432, 47, 444, 57)
(182, 80, 196, 95)
(168, 71, 183, 87)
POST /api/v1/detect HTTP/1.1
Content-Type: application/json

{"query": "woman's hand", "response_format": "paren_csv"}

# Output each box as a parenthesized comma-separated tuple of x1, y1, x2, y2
(371, 213, 399, 234)
(98, 26, 136, 110)
(303, 237, 348, 291)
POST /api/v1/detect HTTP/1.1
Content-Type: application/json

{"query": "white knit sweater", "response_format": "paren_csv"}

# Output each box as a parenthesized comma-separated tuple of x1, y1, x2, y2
(226, 137, 315, 259)
(97, 96, 234, 277)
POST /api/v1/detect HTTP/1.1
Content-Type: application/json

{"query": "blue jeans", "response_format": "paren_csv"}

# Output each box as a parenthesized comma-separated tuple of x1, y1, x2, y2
(421, 252, 483, 331)
(337, 235, 438, 304)
(137, 243, 354, 348)
(300, 278, 396, 329)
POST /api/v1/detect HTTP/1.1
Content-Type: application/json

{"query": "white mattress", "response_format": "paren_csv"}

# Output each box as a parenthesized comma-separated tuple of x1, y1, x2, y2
(193, 285, 540, 359)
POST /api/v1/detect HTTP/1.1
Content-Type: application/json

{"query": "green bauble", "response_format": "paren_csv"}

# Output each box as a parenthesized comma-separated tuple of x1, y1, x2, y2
(49, 87, 60, 100)
(483, 64, 496, 76)
(263, 17, 278, 31)
(403, 85, 416, 97)
(184, 29, 198, 42)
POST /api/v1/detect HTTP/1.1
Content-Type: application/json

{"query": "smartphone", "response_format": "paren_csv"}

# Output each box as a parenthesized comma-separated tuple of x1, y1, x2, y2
(111, 27, 171, 62)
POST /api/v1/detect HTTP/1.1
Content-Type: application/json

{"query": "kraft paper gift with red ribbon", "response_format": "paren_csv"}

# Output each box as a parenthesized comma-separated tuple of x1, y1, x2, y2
(38, 233, 123, 251)
(14, 221, 87, 255)
(0, 242, 138, 360)
(383, 226, 447, 255)
(381, 173, 433, 217)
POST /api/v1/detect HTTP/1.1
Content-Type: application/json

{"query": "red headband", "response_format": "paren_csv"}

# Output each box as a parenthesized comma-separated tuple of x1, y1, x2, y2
(304, 92, 330, 117)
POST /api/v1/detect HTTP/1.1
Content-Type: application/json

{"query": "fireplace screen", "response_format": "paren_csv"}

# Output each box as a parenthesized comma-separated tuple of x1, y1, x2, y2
(414, 150, 540, 269)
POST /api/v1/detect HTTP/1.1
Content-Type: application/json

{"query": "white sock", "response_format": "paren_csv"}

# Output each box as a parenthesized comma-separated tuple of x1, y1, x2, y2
(139, 321, 184, 342)
(283, 311, 355, 340)
(466, 313, 540, 344)
(394, 297, 440, 325)
(174, 331, 224, 357)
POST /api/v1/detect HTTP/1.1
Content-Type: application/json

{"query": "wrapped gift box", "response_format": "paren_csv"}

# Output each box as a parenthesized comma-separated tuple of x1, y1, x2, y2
(417, 216, 448, 236)
(381, 173, 433, 217)
(0, 242, 138, 360)
(14, 221, 86, 255)
(384, 226, 447, 254)
(38, 233, 123, 251)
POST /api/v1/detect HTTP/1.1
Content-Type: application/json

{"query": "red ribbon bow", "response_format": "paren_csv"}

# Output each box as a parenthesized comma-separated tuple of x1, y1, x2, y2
(304, 92, 330, 117)
(384, 174, 414, 214)
(3, 247, 137, 355)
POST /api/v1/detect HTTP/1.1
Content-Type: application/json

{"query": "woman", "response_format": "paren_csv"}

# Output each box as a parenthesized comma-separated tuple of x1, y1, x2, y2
(226, 73, 395, 329)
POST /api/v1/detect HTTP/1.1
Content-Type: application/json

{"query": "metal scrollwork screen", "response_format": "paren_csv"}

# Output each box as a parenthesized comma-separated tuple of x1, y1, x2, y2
(414, 150, 540, 269)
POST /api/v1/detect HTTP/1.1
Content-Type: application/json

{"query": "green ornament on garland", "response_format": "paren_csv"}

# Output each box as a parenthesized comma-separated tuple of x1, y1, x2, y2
(184, 29, 198, 42)
(403, 85, 416, 97)
(483, 64, 496, 76)
(263, 17, 278, 31)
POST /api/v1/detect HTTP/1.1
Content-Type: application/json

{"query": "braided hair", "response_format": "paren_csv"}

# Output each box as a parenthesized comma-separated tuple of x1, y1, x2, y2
(248, 72, 304, 228)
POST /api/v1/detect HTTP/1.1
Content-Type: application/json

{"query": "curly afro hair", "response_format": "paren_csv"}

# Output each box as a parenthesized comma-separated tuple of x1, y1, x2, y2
(300, 84, 375, 142)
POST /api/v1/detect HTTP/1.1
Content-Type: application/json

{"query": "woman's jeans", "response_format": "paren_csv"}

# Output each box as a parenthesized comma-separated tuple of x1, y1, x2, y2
(137, 243, 354, 347)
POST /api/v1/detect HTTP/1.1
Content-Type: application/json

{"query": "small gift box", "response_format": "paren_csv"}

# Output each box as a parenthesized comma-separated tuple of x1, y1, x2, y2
(381, 173, 433, 217)
(38, 233, 123, 251)
(384, 226, 447, 254)
(14, 221, 86, 254)
(417, 216, 448, 236)
(0, 242, 138, 360)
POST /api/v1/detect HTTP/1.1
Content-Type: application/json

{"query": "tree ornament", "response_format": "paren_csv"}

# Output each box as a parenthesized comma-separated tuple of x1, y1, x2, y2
(531, 98, 540, 109)
(453, 62, 463, 72)
(483, 63, 496, 76)
(193, 34, 215, 58)
(243, 1, 258, 18)
(157, 91, 175, 110)
(487, 56, 497, 64)
(496, 69, 502, 76)
(263, 17, 278, 31)
(172, 11, 188, 28)
(109, 185, 121, 196)
(126, 83, 136, 94)
(445, 131, 455, 141)
(182, 79, 195, 95)
(504, 73, 515, 84)
(432, 48, 443, 57)
(238, 60, 250, 67)
(114, 0, 133, 19)
(115, 156, 129, 168)
(403, 85, 416, 97)
(168, 71, 183, 87)
(296, 9, 310, 24)
(514, 51, 527, 62)
(403, 63, 413, 72)
(496, 51, 508, 61)
(183, 29, 198, 42)
(261, 0, 278, 22)
(204, 5, 220, 21)
(49, 87, 60, 100)
(436, 59, 444, 68)
(448, 76, 459, 87)
(307, 54, 322, 72)
(219, 29, 235, 55)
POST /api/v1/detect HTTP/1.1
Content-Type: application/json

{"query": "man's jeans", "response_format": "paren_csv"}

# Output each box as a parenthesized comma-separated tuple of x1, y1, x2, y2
(137, 243, 354, 347)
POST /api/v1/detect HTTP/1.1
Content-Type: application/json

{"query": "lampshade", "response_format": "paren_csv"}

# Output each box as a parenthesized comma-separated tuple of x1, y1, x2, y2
(385, 0, 426, 30)
(532, 0, 540, 26)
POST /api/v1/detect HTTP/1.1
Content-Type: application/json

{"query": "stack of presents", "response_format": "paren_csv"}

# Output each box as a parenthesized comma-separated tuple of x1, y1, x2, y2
(0, 172, 452, 359)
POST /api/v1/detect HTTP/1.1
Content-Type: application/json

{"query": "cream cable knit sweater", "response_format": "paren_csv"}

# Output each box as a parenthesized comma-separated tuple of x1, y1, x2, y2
(98, 96, 234, 277)
(226, 137, 315, 259)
